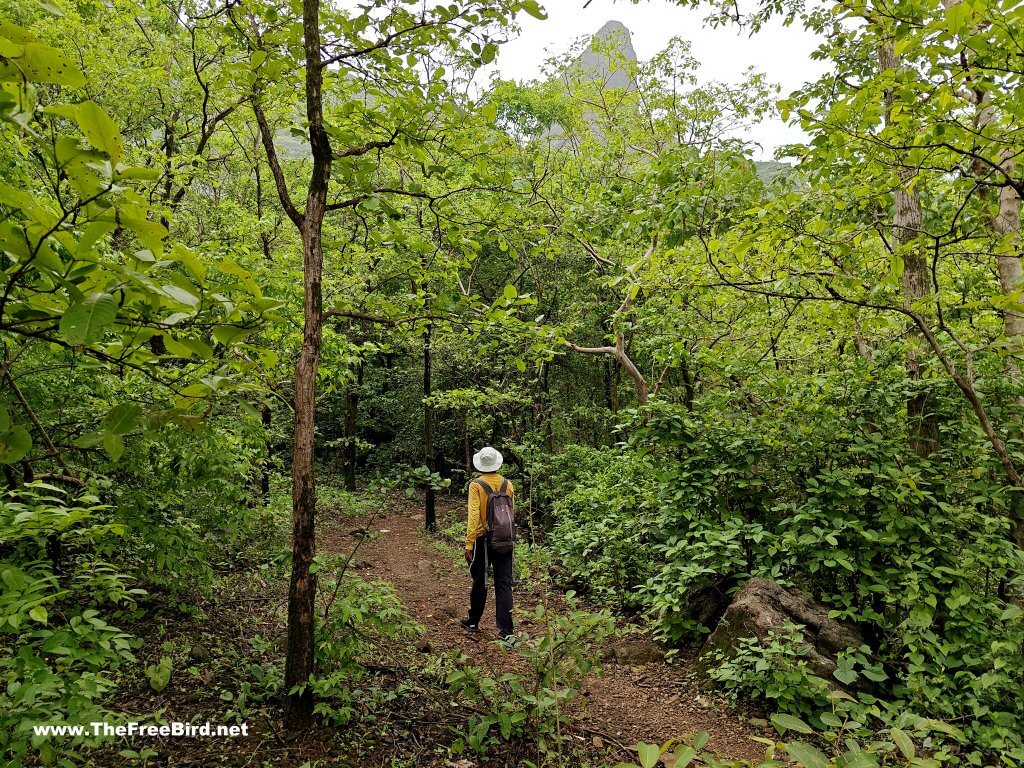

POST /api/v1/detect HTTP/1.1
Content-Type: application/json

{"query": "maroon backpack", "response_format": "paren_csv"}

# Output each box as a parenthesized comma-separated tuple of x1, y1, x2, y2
(474, 477, 516, 553)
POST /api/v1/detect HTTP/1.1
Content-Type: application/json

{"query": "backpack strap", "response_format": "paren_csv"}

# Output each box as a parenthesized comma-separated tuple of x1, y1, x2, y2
(498, 478, 509, 495)
(474, 478, 492, 497)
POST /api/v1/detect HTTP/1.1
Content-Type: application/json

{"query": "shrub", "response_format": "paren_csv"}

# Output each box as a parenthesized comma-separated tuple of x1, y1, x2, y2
(548, 449, 660, 611)
(447, 598, 616, 757)
(306, 561, 421, 725)
(0, 484, 141, 767)
(704, 622, 833, 718)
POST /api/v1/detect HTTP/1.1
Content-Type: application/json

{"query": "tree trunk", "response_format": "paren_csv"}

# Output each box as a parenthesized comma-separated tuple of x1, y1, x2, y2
(565, 337, 648, 409)
(282, 0, 331, 731)
(993, 155, 1024, 350)
(343, 361, 362, 492)
(423, 323, 436, 532)
(541, 360, 554, 454)
(680, 354, 695, 410)
(880, 42, 939, 458)
(261, 404, 272, 502)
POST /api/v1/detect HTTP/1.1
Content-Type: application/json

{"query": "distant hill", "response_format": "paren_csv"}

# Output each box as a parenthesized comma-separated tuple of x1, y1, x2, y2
(574, 20, 637, 90)
(754, 161, 792, 183)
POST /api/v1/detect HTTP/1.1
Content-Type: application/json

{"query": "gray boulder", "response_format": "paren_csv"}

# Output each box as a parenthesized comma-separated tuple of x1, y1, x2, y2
(699, 578, 865, 680)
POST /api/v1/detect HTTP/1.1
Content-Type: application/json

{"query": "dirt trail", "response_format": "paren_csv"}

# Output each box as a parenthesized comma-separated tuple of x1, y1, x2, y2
(320, 497, 772, 762)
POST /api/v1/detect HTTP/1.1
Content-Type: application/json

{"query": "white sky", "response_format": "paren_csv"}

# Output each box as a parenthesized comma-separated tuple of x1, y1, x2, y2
(489, 0, 829, 160)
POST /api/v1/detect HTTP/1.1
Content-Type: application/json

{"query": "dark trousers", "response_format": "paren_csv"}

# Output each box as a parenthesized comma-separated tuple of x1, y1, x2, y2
(468, 534, 514, 634)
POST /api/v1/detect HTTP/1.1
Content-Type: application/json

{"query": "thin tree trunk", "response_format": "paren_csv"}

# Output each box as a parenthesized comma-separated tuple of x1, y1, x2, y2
(261, 404, 272, 502)
(565, 337, 648, 407)
(680, 354, 695, 411)
(463, 413, 472, 477)
(343, 361, 362, 492)
(880, 42, 939, 457)
(994, 153, 1024, 349)
(541, 360, 554, 454)
(947, 0, 1024, 379)
(282, 0, 331, 730)
(424, 323, 436, 532)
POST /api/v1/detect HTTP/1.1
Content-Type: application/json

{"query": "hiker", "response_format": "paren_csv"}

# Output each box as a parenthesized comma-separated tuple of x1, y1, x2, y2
(460, 446, 516, 644)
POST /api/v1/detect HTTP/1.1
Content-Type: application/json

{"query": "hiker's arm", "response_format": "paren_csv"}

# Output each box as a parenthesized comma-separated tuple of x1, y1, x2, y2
(465, 483, 481, 560)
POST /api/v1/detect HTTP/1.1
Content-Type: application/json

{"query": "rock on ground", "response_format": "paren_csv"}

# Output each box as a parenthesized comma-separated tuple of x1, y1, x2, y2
(611, 639, 666, 666)
(698, 577, 865, 680)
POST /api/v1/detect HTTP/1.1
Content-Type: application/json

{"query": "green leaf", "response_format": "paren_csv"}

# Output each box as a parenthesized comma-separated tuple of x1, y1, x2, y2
(0, 426, 32, 464)
(146, 656, 172, 692)
(1001, 605, 1023, 620)
(890, 728, 914, 759)
(0, 37, 25, 58)
(119, 215, 168, 256)
(60, 292, 118, 344)
(102, 431, 124, 462)
(836, 750, 878, 768)
(785, 742, 829, 768)
(0, 406, 9, 432)
(213, 325, 250, 346)
(35, 0, 65, 16)
(162, 283, 200, 308)
(673, 746, 696, 768)
(945, 2, 971, 34)
(637, 742, 661, 768)
(169, 243, 207, 282)
(78, 221, 116, 254)
(29, 605, 48, 623)
(75, 100, 124, 165)
(115, 165, 159, 181)
(163, 336, 212, 360)
(819, 712, 844, 729)
(179, 383, 212, 398)
(0, 21, 38, 45)
(17, 42, 86, 87)
(38, 741, 56, 766)
(770, 713, 813, 734)
(74, 431, 104, 448)
(521, 0, 547, 20)
(103, 403, 142, 435)
(833, 667, 857, 684)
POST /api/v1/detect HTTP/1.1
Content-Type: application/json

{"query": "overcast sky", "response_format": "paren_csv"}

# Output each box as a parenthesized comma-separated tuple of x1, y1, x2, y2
(487, 0, 829, 160)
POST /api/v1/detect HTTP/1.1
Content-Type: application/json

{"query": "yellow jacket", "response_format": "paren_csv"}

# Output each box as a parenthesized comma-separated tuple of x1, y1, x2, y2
(465, 473, 514, 551)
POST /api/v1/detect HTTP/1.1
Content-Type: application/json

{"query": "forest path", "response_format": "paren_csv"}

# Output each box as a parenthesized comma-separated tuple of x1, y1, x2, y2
(318, 495, 772, 763)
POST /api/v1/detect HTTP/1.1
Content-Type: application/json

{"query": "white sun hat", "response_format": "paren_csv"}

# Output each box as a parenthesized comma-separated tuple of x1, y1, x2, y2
(472, 446, 503, 473)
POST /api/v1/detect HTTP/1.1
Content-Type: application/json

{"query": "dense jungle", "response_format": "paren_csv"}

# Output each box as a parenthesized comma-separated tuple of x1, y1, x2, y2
(2, 0, 1024, 765)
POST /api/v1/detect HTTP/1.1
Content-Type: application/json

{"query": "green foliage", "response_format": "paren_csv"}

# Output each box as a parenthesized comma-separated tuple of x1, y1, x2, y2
(0, 484, 140, 766)
(549, 447, 660, 611)
(705, 623, 833, 718)
(4, 0, 1024, 764)
(447, 599, 616, 756)
(145, 655, 171, 692)
(610, 711, 965, 768)
(112, 417, 270, 593)
(306, 567, 420, 725)
(547, 366, 1024, 758)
